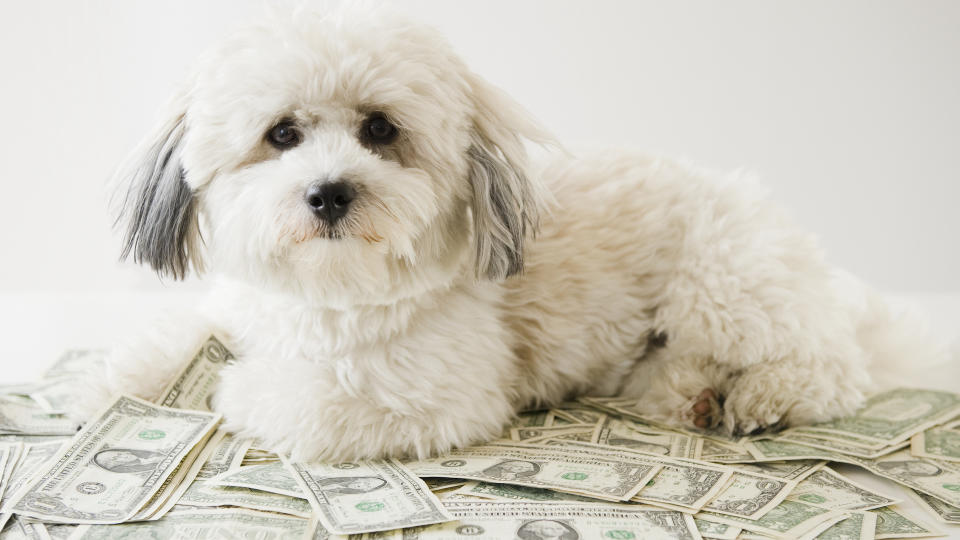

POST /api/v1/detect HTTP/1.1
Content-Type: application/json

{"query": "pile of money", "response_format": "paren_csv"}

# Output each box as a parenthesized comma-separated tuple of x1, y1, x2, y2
(0, 337, 957, 539)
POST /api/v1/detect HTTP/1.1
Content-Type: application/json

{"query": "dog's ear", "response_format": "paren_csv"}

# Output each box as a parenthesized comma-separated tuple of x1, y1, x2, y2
(114, 90, 202, 280)
(467, 74, 554, 281)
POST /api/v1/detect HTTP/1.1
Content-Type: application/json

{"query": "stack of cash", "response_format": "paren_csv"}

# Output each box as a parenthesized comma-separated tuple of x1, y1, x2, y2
(0, 336, 957, 539)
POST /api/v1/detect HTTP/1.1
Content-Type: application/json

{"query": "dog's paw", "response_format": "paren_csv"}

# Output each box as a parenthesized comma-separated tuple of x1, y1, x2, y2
(690, 389, 724, 430)
(720, 370, 798, 435)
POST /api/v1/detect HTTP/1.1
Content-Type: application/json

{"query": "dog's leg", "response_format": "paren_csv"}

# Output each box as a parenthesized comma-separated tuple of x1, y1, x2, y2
(720, 349, 870, 435)
(72, 309, 219, 421)
(212, 349, 518, 462)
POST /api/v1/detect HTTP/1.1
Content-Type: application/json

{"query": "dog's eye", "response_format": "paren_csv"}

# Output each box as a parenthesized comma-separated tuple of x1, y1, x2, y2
(363, 113, 397, 144)
(267, 121, 301, 149)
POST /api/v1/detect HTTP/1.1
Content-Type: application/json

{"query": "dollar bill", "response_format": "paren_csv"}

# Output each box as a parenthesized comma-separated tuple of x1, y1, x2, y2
(8, 395, 220, 523)
(0, 443, 17, 498)
(68, 509, 312, 539)
(776, 433, 907, 459)
(402, 501, 701, 540)
(176, 479, 313, 518)
(845, 448, 960, 508)
(129, 428, 224, 520)
(192, 433, 252, 480)
(744, 438, 854, 464)
(596, 418, 700, 459)
(694, 516, 741, 540)
(700, 471, 797, 520)
(0, 398, 78, 435)
(286, 458, 453, 534)
(905, 488, 960, 524)
(3, 515, 47, 540)
(421, 478, 466, 493)
(27, 379, 81, 414)
(156, 335, 234, 411)
(697, 499, 844, 539)
(451, 481, 601, 503)
(404, 442, 662, 502)
(871, 504, 944, 539)
(911, 426, 960, 462)
(732, 460, 824, 482)
(698, 439, 757, 463)
(510, 426, 598, 444)
(799, 511, 877, 540)
(787, 388, 960, 449)
(0, 442, 63, 529)
(512, 410, 551, 428)
(42, 350, 107, 381)
(633, 460, 733, 512)
(209, 461, 306, 498)
(786, 466, 898, 511)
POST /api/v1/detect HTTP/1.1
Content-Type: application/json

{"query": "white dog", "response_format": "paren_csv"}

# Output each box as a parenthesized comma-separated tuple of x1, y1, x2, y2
(84, 7, 942, 461)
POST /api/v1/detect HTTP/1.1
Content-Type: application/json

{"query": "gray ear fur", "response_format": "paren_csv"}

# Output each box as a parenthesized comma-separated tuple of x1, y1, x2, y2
(115, 113, 201, 280)
(467, 75, 552, 281)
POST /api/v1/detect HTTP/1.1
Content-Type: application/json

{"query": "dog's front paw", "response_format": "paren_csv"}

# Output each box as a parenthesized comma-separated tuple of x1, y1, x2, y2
(720, 358, 868, 435)
(690, 389, 724, 430)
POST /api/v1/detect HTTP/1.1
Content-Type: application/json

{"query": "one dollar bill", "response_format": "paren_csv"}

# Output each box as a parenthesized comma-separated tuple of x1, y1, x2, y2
(7, 395, 220, 523)
(285, 458, 453, 535)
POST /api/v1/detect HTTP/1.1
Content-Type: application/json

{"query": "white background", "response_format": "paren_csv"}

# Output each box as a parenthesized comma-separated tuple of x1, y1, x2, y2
(0, 3, 958, 535)
(0, 1, 958, 295)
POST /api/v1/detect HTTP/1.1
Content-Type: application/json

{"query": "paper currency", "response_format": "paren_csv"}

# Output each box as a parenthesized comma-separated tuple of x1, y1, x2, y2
(404, 501, 702, 540)
(176, 479, 313, 517)
(911, 425, 960, 462)
(694, 516, 741, 540)
(192, 433, 252, 480)
(698, 439, 756, 463)
(42, 350, 107, 381)
(800, 511, 877, 540)
(905, 488, 960, 524)
(450, 481, 601, 503)
(871, 505, 944, 539)
(156, 335, 234, 411)
(787, 388, 960, 449)
(786, 466, 898, 511)
(209, 461, 306, 498)
(404, 443, 662, 502)
(633, 460, 733, 512)
(776, 432, 907, 459)
(0, 398, 78, 436)
(596, 418, 701, 459)
(732, 460, 823, 482)
(0, 442, 63, 529)
(847, 448, 960, 508)
(129, 428, 224, 520)
(744, 438, 852, 464)
(700, 471, 797, 520)
(546, 402, 608, 425)
(68, 509, 312, 539)
(8, 395, 220, 524)
(510, 426, 598, 444)
(287, 458, 453, 534)
(698, 499, 844, 539)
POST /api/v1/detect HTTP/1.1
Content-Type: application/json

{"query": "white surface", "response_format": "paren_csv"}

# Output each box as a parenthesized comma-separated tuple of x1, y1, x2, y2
(0, 1, 958, 293)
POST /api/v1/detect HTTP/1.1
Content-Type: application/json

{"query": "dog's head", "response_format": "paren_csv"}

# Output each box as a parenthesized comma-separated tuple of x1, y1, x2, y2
(115, 8, 551, 306)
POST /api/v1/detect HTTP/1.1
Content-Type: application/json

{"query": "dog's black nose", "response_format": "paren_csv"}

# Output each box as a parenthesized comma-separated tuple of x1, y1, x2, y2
(305, 181, 356, 223)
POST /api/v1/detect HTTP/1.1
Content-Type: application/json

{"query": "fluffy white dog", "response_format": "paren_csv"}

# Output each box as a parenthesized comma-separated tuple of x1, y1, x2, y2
(85, 7, 942, 461)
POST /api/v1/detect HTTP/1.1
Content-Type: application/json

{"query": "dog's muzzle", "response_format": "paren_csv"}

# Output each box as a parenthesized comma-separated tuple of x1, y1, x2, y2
(305, 181, 356, 224)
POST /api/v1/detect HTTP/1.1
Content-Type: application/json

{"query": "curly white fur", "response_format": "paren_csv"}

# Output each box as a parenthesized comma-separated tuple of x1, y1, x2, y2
(83, 6, 946, 461)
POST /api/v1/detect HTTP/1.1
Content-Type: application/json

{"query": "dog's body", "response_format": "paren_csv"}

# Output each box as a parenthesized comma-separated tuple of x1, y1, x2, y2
(84, 8, 939, 461)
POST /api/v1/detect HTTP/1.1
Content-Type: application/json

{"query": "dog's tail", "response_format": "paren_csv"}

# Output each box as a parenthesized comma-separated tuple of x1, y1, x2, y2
(832, 270, 954, 391)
